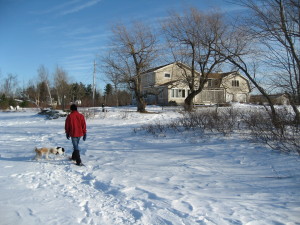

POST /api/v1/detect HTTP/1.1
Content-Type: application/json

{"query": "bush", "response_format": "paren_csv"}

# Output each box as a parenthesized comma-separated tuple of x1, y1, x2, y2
(139, 106, 240, 136)
(242, 107, 300, 155)
(138, 105, 300, 155)
(19, 101, 29, 108)
(0, 95, 17, 110)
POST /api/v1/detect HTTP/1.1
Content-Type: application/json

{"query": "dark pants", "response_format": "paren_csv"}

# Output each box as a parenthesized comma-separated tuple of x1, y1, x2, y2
(71, 137, 82, 164)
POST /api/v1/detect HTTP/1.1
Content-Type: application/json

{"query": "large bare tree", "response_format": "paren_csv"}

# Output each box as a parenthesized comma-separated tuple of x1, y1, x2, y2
(162, 8, 228, 111)
(214, 21, 281, 123)
(220, 0, 300, 124)
(240, 0, 300, 123)
(103, 22, 159, 112)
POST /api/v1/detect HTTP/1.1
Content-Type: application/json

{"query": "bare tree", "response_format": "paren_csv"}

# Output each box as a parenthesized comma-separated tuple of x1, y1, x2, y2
(162, 8, 228, 111)
(103, 22, 159, 112)
(236, 0, 300, 123)
(214, 22, 281, 124)
(53, 66, 69, 110)
(38, 65, 52, 106)
(2, 73, 18, 97)
(24, 80, 39, 107)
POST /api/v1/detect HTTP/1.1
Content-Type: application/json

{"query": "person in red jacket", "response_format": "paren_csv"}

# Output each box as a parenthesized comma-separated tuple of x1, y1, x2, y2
(65, 104, 87, 166)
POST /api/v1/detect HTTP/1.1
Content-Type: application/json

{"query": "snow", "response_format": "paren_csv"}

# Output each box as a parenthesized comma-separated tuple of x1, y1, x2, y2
(0, 105, 299, 225)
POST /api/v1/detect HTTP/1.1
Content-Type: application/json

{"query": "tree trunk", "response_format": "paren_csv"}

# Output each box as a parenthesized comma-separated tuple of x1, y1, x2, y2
(136, 93, 146, 112)
(184, 94, 195, 112)
(46, 82, 52, 106)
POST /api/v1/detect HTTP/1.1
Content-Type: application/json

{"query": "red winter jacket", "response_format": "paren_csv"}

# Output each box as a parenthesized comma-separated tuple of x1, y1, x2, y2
(65, 110, 87, 137)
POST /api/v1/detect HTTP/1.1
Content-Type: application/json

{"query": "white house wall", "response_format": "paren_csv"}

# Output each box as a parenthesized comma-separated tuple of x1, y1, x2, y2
(154, 64, 188, 86)
(140, 63, 251, 105)
(221, 74, 250, 103)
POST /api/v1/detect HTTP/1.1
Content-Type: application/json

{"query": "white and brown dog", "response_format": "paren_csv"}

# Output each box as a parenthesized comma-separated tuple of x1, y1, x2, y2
(34, 147, 65, 160)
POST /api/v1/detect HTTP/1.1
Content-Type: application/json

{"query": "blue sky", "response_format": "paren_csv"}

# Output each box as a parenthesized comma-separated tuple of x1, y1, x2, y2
(0, 0, 240, 90)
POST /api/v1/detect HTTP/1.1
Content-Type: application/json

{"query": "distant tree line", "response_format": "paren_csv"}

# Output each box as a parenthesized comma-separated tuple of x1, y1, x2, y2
(0, 66, 131, 110)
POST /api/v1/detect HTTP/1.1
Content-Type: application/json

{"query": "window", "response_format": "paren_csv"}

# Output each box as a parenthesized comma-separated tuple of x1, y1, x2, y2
(164, 73, 171, 78)
(171, 89, 186, 98)
(172, 89, 179, 97)
(182, 89, 185, 98)
(232, 80, 239, 87)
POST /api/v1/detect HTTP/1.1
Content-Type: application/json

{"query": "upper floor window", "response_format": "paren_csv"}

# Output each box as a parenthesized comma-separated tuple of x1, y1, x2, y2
(164, 73, 171, 78)
(232, 80, 239, 87)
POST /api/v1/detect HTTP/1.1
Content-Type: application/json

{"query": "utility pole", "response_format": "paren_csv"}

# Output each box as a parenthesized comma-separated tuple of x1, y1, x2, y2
(93, 60, 96, 108)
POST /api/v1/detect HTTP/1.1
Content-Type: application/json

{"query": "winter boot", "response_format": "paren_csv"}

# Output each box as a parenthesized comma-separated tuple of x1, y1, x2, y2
(73, 150, 82, 165)
(70, 151, 76, 161)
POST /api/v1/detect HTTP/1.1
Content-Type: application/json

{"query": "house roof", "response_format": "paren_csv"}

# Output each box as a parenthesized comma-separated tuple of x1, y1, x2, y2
(207, 72, 234, 79)
(143, 62, 237, 79)
(142, 62, 197, 74)
(142, 63, 174, 74)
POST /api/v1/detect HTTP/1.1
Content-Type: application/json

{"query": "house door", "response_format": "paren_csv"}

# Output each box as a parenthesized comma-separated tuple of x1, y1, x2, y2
(226, 93, 233, 102)
(236, 94, 247, 103)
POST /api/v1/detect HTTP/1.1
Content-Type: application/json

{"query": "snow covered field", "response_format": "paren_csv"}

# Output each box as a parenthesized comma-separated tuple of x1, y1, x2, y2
(0, 105, 299, 225)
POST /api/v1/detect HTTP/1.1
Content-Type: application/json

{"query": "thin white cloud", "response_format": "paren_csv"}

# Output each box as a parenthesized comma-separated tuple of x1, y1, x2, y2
(59, 0, 102, 16)
(30, 0, 102, 16)
(64, 54, 93, 60)
(36, 25, 58, 34)
(30, 0, 82, 15)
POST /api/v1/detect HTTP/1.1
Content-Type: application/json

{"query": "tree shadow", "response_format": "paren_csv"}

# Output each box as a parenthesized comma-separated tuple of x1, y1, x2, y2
(0, 156, 34, 162)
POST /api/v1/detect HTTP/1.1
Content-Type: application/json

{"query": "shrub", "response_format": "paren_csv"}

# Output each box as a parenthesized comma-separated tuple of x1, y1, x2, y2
(242, 107, 300, 155)
(19, 101, 29, 108)
(139, 106, 240, 136)
(0, 95, 17, 110)
(138, 105, 300, 155)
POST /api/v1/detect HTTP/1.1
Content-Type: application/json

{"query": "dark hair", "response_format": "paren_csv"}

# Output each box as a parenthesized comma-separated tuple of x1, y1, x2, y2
(70, 104, 77, 111)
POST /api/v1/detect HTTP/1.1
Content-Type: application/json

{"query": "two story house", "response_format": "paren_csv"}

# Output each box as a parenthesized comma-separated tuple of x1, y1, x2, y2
(137, 62, 251, 105)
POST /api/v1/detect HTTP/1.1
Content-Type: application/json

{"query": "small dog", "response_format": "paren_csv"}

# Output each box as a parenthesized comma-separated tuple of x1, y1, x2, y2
(34, 147, 65, 160)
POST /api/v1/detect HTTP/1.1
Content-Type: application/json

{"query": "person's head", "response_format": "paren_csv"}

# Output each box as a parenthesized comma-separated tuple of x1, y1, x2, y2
(70, 104, 77, 111)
